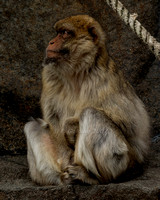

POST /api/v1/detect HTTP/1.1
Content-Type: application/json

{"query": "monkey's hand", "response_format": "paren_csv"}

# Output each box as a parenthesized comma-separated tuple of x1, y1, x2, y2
(65, 165, 99, 185)
(63, 118, 79, 148)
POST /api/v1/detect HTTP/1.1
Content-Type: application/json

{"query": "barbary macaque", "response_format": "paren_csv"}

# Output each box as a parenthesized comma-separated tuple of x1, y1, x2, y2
(24, 15, 150, 185)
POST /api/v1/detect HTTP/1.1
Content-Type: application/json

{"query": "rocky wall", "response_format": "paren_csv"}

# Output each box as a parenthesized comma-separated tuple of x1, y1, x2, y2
(0, 0, 159, 154)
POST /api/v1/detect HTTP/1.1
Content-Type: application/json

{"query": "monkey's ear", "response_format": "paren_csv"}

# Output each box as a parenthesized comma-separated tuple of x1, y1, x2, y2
(88, 27, 99, 44)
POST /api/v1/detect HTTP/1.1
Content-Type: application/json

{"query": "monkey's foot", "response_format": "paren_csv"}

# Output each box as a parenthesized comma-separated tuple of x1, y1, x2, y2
(66, 165, 99, 185)
(61, 171, 73, 185)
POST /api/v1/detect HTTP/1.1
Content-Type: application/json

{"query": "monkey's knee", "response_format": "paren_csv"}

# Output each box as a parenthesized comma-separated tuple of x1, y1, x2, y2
(24, 118, 49, 138)
(24, 121, 34, 137)
(80, 107, 106, 121)
(79, 107, 108, 134)
(81, 107, 99, 118)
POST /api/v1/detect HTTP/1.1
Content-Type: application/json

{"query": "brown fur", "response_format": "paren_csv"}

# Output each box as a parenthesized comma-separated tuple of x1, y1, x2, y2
(24, 15, 150, 185)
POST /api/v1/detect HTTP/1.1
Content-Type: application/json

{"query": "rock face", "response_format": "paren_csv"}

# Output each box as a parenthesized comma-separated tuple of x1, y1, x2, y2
(0, 0, 160, 199)
(0, 0, 159, 154)
(0, 140, 159, 199)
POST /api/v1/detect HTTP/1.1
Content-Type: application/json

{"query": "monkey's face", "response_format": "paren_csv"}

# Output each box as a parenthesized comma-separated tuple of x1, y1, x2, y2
(44, 15, 106, 70)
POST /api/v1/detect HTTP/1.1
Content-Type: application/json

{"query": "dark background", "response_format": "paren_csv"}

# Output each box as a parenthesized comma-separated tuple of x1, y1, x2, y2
(0, 0, 160, 154)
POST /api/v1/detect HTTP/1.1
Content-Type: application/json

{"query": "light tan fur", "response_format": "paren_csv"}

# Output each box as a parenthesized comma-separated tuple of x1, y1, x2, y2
(24, 15, 150, 185)
(24, 118, 73, 185)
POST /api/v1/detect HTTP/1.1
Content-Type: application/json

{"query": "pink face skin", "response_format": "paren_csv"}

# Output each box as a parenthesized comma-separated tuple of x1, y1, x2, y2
(46, 31, 70, 58)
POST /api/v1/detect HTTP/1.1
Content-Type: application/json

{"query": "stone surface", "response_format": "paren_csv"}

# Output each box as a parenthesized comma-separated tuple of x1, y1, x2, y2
(0, 140, 159, 200)
(0, 0, 160, 154)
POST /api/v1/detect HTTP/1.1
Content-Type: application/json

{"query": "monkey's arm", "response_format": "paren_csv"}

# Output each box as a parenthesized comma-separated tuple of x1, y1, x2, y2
(63, 118, 79, 148)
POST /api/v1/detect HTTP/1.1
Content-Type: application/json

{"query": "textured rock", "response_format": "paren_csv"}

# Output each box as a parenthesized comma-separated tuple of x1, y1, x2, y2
(0, 140, 160, 200)
(0, 0, 159, 153)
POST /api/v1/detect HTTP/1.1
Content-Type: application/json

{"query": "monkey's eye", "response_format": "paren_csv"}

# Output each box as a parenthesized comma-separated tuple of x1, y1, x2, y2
(59, 30, 67, 34)
(64, 30, 69, 35)
(57, 30, 74, 38)
(57, 30, 67, 35)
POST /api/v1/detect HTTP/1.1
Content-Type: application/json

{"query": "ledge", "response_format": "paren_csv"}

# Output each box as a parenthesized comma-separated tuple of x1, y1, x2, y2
(0, 140, 160, 200)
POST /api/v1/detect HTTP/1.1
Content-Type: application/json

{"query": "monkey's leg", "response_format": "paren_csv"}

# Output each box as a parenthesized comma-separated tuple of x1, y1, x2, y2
(62, 118, 99, 184)
(74, 107, 130, 183)
(24, 119, 63, 185)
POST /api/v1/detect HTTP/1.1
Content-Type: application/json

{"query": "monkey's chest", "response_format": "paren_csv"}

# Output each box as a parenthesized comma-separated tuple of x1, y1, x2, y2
(44, 93, 82, 123)
(42, 82, 99, 130)
(58, 97, 84, 119)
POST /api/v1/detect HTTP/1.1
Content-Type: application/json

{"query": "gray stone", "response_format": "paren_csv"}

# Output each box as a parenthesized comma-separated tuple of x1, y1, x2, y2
(0, 0, 159, 154)
(0, 140, 159, 199)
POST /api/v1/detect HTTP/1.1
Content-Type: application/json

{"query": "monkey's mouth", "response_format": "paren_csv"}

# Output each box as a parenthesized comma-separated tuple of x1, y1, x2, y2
(44, 48, 70, 64)
(46, 50, 60, 58)
(46, 49, 69, 58)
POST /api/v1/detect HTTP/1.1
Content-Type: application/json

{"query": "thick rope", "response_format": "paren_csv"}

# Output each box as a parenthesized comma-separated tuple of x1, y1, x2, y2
(105, 0, 160, 60)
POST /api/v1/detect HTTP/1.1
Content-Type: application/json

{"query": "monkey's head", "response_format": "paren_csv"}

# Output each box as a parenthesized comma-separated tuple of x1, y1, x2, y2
(44, 15, 107, 72)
